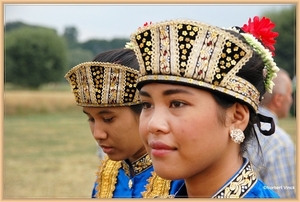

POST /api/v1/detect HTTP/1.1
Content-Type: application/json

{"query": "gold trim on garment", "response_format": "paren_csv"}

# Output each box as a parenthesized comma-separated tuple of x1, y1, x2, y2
(95, 157, 121, 198)
(121, 153, 152, 176)
(142, 172, 173, 198)
(212, 160, 257, 198)
(95, 155, 173, 198)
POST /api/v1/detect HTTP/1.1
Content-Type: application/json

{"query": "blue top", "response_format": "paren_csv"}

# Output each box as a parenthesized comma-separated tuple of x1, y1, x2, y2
(91, 153, 184, 198)
(174, 158, 280, 198)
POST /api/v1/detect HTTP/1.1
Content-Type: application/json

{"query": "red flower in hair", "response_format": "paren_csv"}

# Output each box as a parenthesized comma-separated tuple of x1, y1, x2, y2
(241, 16, 279, 56)
(143, 21, 152, 27)
(138, 21, 152, 29)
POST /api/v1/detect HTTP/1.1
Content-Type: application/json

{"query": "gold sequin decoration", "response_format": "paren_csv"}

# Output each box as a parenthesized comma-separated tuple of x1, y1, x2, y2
(130, 19, 260, 111)
(65, 62, 140, 107)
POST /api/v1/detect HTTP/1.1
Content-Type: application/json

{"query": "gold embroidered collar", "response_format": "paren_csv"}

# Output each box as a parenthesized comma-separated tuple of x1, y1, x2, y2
(212, 159, 257, 198)
(121, 153, 152, 177)
(95, 155, 173, 198)
(173, 159, 257, 198)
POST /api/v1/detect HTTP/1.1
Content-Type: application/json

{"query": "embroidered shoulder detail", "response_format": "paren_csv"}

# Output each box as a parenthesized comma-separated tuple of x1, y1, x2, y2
(95, 157, 122, 198)
(142, 171, 172, 198)
(122, 153, 152, 176)
(212, 160, 257, 198)
(95, 156, 173, 198)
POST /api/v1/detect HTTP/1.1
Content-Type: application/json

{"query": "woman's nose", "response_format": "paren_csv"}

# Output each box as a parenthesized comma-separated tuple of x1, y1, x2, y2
(147, 107, 169, 135)
(92, 122, 107, 140)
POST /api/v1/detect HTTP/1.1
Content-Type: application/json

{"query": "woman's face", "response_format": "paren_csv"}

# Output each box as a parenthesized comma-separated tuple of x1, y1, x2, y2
(139, 83, 234, 180)
(83, 106, 145, 162)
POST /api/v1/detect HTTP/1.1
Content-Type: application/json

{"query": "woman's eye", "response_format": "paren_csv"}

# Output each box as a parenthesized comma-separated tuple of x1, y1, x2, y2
(103, 117, 114, 123)
(170, 101, 185, 108)
(87, 117, 95, 123)
(142, 102, 152, 109)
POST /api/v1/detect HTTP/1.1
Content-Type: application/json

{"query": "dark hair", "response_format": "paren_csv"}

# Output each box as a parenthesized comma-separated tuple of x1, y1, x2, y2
(92, 48, 142, 115)
(211, 29, 265, 155)
(93, 48, 140, 71)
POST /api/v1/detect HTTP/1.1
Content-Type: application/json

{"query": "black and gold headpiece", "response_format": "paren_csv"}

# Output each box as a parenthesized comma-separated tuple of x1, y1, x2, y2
(130, 19, 261, 112)
(65, 62, 140, 107)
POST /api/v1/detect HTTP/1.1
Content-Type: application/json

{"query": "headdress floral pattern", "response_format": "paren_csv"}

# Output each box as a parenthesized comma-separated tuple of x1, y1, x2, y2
(125, 22, 152, 50)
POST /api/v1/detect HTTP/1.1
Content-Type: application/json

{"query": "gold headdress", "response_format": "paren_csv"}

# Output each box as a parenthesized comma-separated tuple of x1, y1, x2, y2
(130, 19, 272, 112)
(65, 62, 140, 107)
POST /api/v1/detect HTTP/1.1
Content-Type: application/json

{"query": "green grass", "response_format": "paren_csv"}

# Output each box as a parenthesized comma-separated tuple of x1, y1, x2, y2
(4, 110, 101, 198)
(278, 116, 297, 144)
(3, 90, 297, 198)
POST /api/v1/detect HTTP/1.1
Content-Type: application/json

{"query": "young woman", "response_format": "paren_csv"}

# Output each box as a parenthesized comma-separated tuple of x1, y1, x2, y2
(129, 17, 281, 198)
(65, 48, 183, 198)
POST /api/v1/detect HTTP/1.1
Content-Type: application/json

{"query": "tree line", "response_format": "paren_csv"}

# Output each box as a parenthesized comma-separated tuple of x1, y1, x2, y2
(4, 21, 128, 89)
(4, 6, 295, 91)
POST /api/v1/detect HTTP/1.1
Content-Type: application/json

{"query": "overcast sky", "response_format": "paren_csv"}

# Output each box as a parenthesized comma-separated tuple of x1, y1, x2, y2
(4, 4, 293, 42)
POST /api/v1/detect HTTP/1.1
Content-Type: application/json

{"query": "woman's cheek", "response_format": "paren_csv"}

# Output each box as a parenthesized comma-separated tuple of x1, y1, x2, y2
(139, 116, 148, 141)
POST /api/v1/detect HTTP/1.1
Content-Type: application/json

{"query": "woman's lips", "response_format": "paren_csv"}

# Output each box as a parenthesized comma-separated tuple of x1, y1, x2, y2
(100, 145, 114, 154)
(149, 141, 175, 156)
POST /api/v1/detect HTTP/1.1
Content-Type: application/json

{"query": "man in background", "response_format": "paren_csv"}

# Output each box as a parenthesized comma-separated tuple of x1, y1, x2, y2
(246, 69, 296, 198)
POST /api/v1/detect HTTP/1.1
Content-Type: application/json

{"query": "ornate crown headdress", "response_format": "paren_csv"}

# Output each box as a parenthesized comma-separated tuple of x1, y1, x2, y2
(130, 19, 259, 111)
(65, 62, 140, 107)
(129, 18, 279, 113)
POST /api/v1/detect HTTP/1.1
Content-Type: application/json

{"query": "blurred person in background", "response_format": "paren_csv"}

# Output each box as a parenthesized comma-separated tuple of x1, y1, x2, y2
(65, 48, 183, 198)
(245, 68, 296, 198)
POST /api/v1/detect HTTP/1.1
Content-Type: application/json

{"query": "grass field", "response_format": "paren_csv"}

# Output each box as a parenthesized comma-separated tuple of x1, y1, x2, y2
(278, 116, 297, 144)
(3, 90, 297, 198)
(4, 90, 100, 198)
(3, 110, 101, 198)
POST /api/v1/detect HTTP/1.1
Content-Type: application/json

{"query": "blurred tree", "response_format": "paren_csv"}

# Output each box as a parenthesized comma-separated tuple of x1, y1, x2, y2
(80, 39, 109, 56)
(263, 5, 296, 78)
(67, 48, 94, 69)
(5, 27, 67, 89)
(263, 5, 296, 116)
(63, 26, 79, 49)
(5, 21, 53, 32)
(5, 21, 29, 32)
(80, 38, 128, 56)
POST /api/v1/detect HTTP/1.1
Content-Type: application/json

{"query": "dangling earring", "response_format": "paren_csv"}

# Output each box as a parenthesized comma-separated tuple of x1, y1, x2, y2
(230, 129, 245, 144)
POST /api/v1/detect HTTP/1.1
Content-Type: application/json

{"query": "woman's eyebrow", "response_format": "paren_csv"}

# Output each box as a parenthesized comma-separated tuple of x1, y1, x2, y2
(139, 90, 151, 97)
(162, 89, 193, 96)
(82, 109, 114, 115)
(82, 110, 89, 115)
(139, 88, 194, 97)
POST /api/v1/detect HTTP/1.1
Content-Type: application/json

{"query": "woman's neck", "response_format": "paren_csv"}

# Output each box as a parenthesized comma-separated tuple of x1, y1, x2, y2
(128, 147, 147, 163)
(185, 154, 243, 198)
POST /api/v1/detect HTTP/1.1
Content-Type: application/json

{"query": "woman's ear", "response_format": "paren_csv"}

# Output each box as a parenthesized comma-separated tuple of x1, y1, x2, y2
(227, 103, 250, 131)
